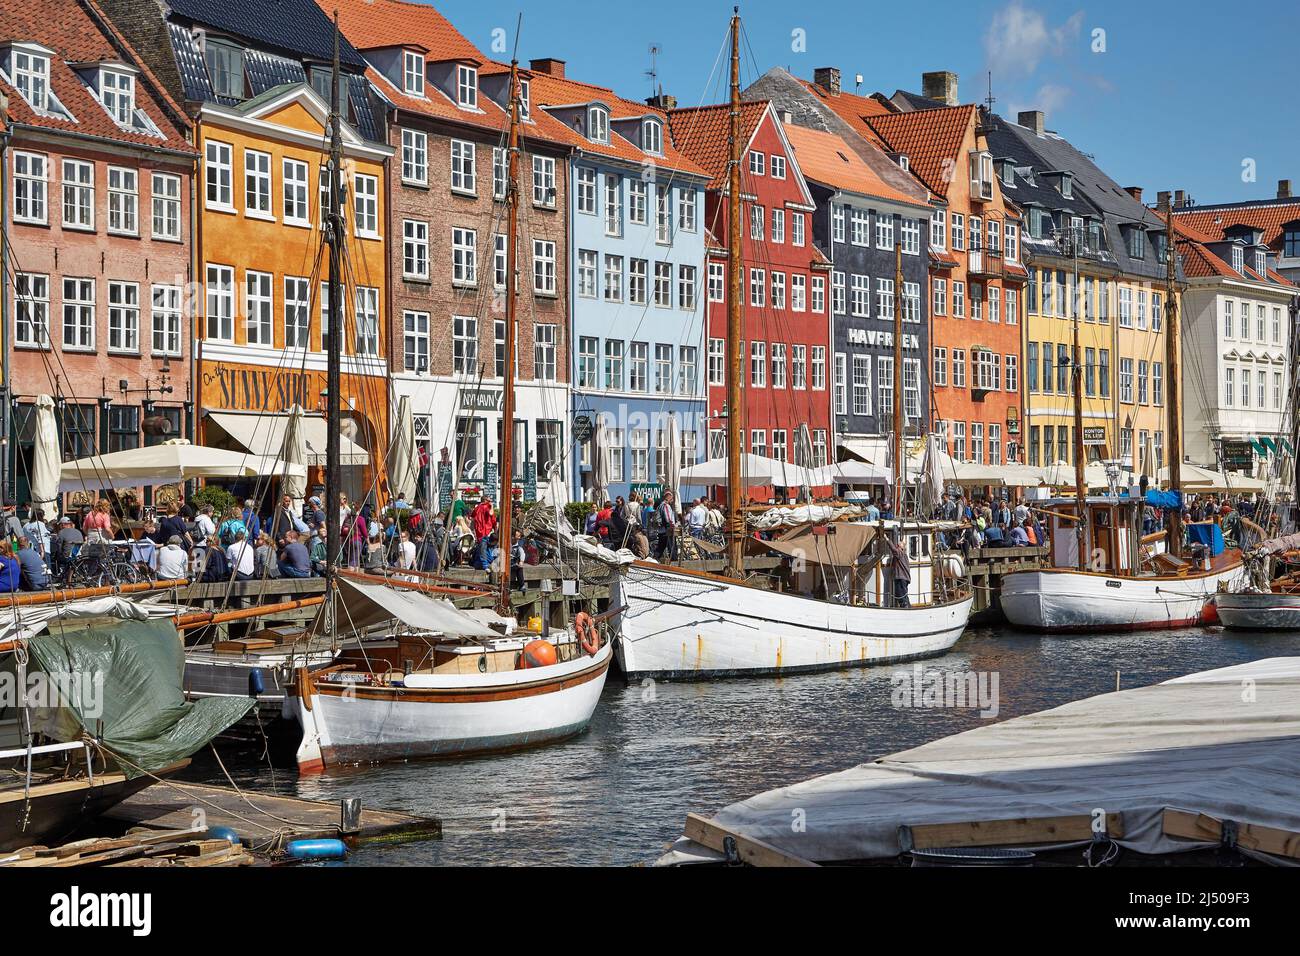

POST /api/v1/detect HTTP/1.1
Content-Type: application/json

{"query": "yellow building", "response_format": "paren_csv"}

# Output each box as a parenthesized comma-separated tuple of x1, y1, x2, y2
(195, 83, 392, 497)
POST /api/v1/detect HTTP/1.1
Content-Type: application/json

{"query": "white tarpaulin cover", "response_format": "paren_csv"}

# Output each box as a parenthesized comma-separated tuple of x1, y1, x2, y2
(749, 505, 865, 529)
(207, 411, 369, 466)
(330, 573, 501, 639)
(0, 596, 187, 644)
(658, 657, 1300, 865)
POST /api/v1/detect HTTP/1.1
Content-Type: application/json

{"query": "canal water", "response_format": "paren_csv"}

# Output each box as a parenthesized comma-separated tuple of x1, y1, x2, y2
(197, 625, 1300, 865)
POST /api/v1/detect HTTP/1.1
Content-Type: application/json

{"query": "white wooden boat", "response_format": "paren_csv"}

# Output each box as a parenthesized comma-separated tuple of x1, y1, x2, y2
(1214, 590, 1300, 630)
(613, 522, 972, 680)
(285, 572, 611, 772)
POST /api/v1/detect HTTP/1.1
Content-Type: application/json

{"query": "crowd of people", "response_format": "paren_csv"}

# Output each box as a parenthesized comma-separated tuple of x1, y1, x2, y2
(582, 490, 727, 560)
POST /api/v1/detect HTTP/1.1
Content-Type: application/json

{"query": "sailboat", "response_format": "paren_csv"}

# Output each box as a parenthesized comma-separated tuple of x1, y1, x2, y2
(611, 12, 972, 681)
(285, 37, 610, 771)
(1000, 199, 1245, 631)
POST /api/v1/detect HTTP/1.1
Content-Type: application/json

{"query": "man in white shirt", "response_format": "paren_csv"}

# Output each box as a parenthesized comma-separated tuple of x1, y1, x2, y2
(226, 530, 255, 580)
(1013, 498, 1030, 524)
(157, 536, 190, 580)
(195, 505, 217, 541)
(398, 531, 417, 570)
(688, 498, 708, 537)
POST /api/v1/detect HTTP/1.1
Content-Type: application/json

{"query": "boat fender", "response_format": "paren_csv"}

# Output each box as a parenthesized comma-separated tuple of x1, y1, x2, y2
(520, 639, 558, 669)
(286, 838, 347, 861)
(209, 826, 241, 846)
(574, 611, 601, 655)
(1199, 599, 1220, 626)
(248, 669, 265, 697)
(940, 554, 966, 579)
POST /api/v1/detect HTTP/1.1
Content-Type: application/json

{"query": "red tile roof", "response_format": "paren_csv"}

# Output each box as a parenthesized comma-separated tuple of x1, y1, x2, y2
(1174, 201, 1300, 253)
(865, 105, 976, 199)
(325, 0, 483, 63)
(783, 124, 920, 207)
(667, 101, 769, 189)
(0, 0, 191, 152)
(795, 78, 892, 149)
(1158, 210, 1296, 286)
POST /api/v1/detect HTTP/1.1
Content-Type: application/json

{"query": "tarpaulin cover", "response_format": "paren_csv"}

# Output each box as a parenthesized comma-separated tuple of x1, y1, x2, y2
(328, 573, 503, 638)
(658, 657, 1300, 866)
(23, 616, 254, 777)
(1187, 521, 1225, 556)
(1144, 489, 1183, 510)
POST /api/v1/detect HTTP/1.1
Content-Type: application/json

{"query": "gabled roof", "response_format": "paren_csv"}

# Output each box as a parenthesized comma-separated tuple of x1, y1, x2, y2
(793, 78, 892, 149)
(1158, 211, 1296, 287)
(865, 104, 976, 199)
(1174, 201, 1300, 256)
(783, 124, 923, 208)
(0, 0, 191, 152)
(666, 100, 769, 189)
(889, 89, 950, 112)
(324, 0, 481, 64)
(168, 0, 367, 69)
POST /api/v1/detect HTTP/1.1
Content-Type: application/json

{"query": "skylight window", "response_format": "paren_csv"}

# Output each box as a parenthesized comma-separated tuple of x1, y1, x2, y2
(588, 105, 609, 144)
(100, 68, 135, 126)
(205, 40, 244, 100)
(403, 51, 425, 96)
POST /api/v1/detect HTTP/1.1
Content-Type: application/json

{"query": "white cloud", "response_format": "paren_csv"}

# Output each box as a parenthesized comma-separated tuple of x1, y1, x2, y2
(985, 2, 1085, 77)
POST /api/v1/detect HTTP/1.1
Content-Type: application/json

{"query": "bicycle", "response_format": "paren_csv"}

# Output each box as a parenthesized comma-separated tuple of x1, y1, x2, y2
(63, 541, 150, 589)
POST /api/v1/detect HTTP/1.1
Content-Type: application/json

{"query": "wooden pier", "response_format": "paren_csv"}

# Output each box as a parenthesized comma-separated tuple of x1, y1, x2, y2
(962, 545, 1048, 622)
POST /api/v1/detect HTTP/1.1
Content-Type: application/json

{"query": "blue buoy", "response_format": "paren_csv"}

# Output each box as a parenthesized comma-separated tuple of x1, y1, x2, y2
(209, 826, 241, 846)
(286, 838, 347, 861)
(248, 669, 265, 697)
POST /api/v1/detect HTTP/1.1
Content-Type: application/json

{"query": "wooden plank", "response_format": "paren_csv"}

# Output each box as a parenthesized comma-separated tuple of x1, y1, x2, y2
(683, 813, 818, 867)
(1162, 809, 1300, 860)
(906, 813, 1125, 850)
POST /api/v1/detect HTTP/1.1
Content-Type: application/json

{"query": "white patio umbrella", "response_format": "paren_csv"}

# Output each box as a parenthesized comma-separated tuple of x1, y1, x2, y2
(665, 414, 683, 514)
(949, 460, 1008, 486)
(280, 404, 308, 501)
(808, 459, 892, 486)
(591, 416, 610, 505)
(59, 439, 305, 493)
(679, 453, 816, 488)
(387, 396, 419, 502)
(28, 394, 61, 514)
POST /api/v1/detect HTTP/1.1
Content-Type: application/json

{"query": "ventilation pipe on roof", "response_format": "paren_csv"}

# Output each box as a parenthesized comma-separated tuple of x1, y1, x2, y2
(921, 71, 958, 106)
(1017, 110, 1044, 135)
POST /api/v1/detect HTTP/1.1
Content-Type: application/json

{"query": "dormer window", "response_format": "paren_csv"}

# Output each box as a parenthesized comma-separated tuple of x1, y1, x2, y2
(1000, 161, 1015, 187)
(898, 155, 909, 171)
(1060, 173, 1072, 198)
(1255, 249, 1267, 276)
(1232, 244, 1244, 273)
(456, 64, 478, 108)
(642, 119, 662, 155)
(518, 79, 530, 120)
(100, 68, 135, 125)
(12, 46, 50, 111)
(403, 51, 425, 96)
(587, 105, 609, 144)
(1126, 226, 1144, 259)
(205, 40, 244, 100)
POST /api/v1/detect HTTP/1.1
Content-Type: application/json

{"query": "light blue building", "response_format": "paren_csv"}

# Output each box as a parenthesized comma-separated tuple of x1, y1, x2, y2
(535, 74, 710, 504)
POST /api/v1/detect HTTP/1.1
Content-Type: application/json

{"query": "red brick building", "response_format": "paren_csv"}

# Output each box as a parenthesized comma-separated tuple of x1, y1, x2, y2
(669, 101, 833, 499)
(1, 0, 194, 507)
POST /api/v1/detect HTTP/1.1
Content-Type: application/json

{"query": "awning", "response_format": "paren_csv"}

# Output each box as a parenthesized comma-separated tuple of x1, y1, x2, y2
(206, 410, 369, 466)
(327, 572, 500, 638)
(763, 522, 877, 567)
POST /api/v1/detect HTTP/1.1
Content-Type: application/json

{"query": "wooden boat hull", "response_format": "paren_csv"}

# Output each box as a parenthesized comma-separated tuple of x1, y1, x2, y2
(286, 641, 612, 772)
(1213, 591, 1300, 631)
(1001, 560, 1245, 631)
(183, 647, 338, 715)
(612, 563, 972, 680)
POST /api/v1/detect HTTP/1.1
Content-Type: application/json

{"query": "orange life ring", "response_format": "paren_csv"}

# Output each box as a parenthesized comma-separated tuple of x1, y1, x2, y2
(575, 611, 600, 655)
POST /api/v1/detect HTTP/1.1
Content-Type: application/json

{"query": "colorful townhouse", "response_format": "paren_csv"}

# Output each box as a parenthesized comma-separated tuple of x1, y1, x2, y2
(868, 79, 1028, 467)
(329, 1, 573, 507)
(0, 0, 194, 508)
(1162, 202, 1298, 474)
(984, 109, 1174, 475)
(1172, 180, 1300, 285)
(525, 65, 709, 504)
(782, 124, 933, 454)
(104, 0, 392, 500)
(669, 100, 834, 498)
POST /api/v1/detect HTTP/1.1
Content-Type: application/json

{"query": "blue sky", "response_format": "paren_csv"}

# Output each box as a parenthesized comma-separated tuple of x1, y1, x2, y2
(437, 0, 1296, 205)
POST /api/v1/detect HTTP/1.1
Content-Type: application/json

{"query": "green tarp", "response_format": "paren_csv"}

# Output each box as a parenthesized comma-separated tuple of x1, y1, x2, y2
(23, 616, 254, 777)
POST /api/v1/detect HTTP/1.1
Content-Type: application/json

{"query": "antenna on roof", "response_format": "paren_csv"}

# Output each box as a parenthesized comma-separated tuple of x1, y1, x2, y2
(646, 43, 661, 98)
(984, 71, 996, 112)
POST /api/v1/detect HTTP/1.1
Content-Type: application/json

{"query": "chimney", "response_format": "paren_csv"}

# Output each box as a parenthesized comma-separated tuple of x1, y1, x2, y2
(1174, 189, 1188, 208)
(813, 67, 841, 96)
(1156, 190, 1172, 210)
(1125, 186, 1143, 203)
(1017, 110, 1044, 135)
(1279, 179, 1293, 199)
(529, 57, 565, 78)
(646, 93, 677, 111)
(921, 71, 958, 106)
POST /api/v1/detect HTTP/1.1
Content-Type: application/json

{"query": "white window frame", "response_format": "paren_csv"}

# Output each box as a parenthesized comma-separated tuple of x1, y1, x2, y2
(404, 51, 426, 96)
(450, 140, 477, 195)
(282, 158, 309, 225)
(62, 276, 96, 351)
(204, 140, 233, 211)
(107, 166, 138, 235)
(107, 280, 141, 354)
(61, 158, 94, 231)
(14, 272, 51, 349)
(205, 264, 234, 342)
(151, 283, 183, 356)
(243, 148, 272, 219)
(403, 219, 429, 280)
(353, 172, 379, 237)
(401, 129, 428, 185)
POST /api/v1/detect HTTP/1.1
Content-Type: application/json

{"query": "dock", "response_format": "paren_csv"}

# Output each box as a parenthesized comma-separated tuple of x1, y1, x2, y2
(102, 781, 441, 848)
(963, 544, 1047, 621)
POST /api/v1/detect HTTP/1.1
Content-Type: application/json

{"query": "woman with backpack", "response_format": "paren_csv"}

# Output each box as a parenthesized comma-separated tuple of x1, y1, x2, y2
(218, 506, 247, 549)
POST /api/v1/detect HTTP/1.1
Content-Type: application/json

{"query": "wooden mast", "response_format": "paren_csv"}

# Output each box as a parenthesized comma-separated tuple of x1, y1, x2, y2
(1070, 236, 1087, 570)
(1162, 196, 1182, 557)
(497, 60, 522, 615)
(892, 243, 904, 516)
(324, 15, 343, 591)
(723, 8, 745, 577)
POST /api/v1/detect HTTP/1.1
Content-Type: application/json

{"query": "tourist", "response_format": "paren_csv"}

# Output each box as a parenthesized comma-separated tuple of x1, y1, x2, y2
(594, 500, 614, 542)
(239, 499, 262, 540)
(225, 529, 255, 581)
(1013, 497, 1030, 524)
(310, 527, 328, 576)
(218, 506, 246, 547)
(1010, 520, 1030, 547)
(254, 532, 279, 578)
(397, 530, 417, 570)
(53, 517, 83, 579)
(984, 521, 1007, 547)
(269, 493, 298, 543)
(195, 504, 217, 542)
(305, 495, 326, 532)
(142, 517, 166, 547)
(471, 498, 496, 542)
(344, 507, 368, 568)
(197, 535, 230, 582)
(688, 497, 708, 538)
(158, 502, 192, 549)
(82, 499, 114, 540)
(15, 536, 49, 591)
(177, 496, 197, 521)
(278, 530, 312, 579)
(157, 536, 190, 581)
(0, 543, 21, 593)
(509, 530, 526, 590)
